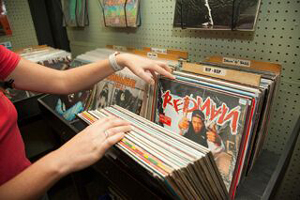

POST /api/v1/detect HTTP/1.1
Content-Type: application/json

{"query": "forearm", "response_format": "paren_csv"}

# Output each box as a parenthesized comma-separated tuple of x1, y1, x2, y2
(0, 150, 68, 200)
(8, 53, 173, 95)
(61, 59, 115, 94)
(9, 58, 117, 95)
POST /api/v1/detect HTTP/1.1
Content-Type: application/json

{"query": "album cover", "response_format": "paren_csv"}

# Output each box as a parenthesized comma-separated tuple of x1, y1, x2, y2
(93, 80, 115, 109)
(103, 0, 127, 27)
(62, 0, 88, 27)
(0, 0, 12, 36)
(110, 69, 145, 115)
(173, 0, 261, 31)
(38, 57, 71, 70)
(154, 77, 250, 191)
(55, 89, 92, 121)
(125, 0, 140, 27)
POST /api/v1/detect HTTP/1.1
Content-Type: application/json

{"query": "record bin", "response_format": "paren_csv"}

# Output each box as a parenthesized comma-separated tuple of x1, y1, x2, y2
(38, 94, 297, 200)
(14, 94, 43, 124)
(38, 94, 169, 200)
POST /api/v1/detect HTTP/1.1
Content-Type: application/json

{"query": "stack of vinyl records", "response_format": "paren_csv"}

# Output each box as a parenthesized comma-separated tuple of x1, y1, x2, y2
(19, 46, 71, 70)
(151, 59, 281, 199)
(5, 46, 72, 102)
(78, 105, 229, 200)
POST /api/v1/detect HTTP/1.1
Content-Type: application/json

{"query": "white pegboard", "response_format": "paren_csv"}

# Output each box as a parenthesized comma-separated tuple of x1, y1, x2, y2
(0, 0, 38, 50)
(66, 0, 299, 198)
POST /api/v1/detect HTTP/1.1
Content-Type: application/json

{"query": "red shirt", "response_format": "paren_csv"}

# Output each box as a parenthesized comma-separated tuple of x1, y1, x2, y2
(0, 45, 31, 185)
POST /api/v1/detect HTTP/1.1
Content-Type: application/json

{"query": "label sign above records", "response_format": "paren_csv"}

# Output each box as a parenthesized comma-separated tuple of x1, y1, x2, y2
(182, 62, 261, 87)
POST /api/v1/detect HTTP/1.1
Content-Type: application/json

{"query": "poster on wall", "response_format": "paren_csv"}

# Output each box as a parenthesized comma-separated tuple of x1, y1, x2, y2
(101, 0, 141, 28)
(0, 0, 12, 36)
(173, 0, 261, 31)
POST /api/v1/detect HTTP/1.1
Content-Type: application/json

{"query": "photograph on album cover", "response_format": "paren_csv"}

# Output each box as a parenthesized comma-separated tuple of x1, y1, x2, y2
(55, 90, 91, 121)
(93, 80, 114, 109)
(154, 77, 250, 190)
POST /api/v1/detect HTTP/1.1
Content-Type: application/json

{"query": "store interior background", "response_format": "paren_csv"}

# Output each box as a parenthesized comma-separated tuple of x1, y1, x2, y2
(0, 0, 299, 199)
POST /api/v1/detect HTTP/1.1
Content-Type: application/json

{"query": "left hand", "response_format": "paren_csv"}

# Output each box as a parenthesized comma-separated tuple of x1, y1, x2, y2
(206, 124, 221, 146)
(117, 53, 175, 85)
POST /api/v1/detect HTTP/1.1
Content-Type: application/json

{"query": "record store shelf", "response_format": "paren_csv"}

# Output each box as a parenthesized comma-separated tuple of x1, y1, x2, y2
(3, 0, 299, 198)
(66, 0, 300, 198)
(38, 94, 300, 200)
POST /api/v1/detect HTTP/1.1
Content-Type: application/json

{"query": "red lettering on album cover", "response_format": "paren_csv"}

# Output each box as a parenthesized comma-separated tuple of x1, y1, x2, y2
(162, 90, 241, 135)
(159, 114, 171, 126)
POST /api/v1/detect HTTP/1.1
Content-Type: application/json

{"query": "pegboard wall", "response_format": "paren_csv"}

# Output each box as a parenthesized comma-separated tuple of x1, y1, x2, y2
(67, 0, 299, 198)
(0, 0, 38, 50)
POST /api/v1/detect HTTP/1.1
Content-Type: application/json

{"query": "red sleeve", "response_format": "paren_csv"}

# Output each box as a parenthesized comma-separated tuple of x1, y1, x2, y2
(0, 45, 21, 80)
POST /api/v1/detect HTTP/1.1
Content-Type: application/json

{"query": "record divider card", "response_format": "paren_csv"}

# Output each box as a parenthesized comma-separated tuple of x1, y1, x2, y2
(182, 62, 262, 87)
(205, 56, 281, 75)
(143, 47, 189, 60)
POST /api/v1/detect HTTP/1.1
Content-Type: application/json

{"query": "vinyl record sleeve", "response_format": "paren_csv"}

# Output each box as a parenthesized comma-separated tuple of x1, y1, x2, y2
(0, 0, 12, 36)
(55, 89, 92, 121)
(110, 69, 146, 115)
(103, 0, 127, 27)
(93, 80, 115, 109)
(154, 77, 251, 191)
(125, 0, 140, 27)
(173, 0, 261, 31)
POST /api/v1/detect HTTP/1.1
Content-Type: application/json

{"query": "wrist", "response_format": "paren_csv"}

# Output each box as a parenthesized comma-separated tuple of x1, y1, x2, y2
(109, 52, 125, 71)
(116, 53, 128, 68)
(47, 149, 72, 176)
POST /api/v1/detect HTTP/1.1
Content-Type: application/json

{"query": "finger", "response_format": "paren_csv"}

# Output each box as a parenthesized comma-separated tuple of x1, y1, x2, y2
(101, 118, 131, 131)
(207, 136, 215, 142)
(106, 125, 132, 136)
(156, 61, 173, 74)
(150, 64, 174, 79)
(103, 132, 125, 149)
(92, 116, 115, 125)
(207, 132, 213, 136)
(149, 70, 157, 80)
(136, 69, 155, 85)
(153, 63, 175, 79)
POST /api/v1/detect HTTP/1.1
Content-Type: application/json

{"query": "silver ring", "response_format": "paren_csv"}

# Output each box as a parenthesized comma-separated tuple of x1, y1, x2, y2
(104, 130, 109, 138)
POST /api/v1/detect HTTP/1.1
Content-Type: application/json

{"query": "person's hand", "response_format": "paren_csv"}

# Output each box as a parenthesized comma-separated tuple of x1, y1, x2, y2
(117, 53, 175, 85)
(178, 116, 189, 132)
(51, 117, 131, 175)
(206, 124, 221, 146)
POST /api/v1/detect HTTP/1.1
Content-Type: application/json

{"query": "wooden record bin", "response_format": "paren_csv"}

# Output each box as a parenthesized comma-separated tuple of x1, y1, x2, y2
(38, 94, 299, 200)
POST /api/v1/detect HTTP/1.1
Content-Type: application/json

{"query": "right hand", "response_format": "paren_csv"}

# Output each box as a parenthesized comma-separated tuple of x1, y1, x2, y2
(117, 53, 175, 85)
(178, 116, 189, 131)
(52, 117, 131, 175)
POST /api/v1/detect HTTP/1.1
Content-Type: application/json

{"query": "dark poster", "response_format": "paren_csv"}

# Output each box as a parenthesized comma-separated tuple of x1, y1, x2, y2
(174, 0, 261, 30)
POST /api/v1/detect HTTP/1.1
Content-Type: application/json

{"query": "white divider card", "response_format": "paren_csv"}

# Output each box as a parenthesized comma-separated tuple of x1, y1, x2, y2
(147, 52, 158, 59)
(204, 66, 227, 76)
(151, 48, 167, 54)
(222, 57, 251, 68)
